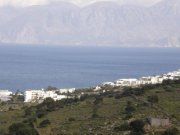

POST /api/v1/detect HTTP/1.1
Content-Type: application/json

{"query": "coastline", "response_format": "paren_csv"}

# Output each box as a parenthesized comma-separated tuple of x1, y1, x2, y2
(0, 69, 180, 103)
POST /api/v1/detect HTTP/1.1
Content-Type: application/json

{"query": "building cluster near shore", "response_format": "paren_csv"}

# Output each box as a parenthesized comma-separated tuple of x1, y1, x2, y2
(24, 88, 75, 103)
(0, 88, 75, 103)
(0, 69, 180, 103)
(95, 69, 180, 90)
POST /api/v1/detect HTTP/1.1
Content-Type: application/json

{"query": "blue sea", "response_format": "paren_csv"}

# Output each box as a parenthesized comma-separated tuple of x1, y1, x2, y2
(0, 45, 180, 91)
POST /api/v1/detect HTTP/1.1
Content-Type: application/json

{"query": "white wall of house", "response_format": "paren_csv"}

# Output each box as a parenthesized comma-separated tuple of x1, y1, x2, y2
(0, 90, 12, 96)
(24, 89, 73, 103)
(0, 90, 13, 101)
(58, 88, 76, 93)
(24, 90, 44, 102)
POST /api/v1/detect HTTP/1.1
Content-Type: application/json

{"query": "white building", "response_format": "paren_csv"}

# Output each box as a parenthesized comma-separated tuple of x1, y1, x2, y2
(102, 82, 116, 86)
(43, 91, 67, 101)
(0, 90, 13, 101)
(53, 95, 67, 101)
(24, 89, 45, 102)
(24, 89, 69, 103)
(94, 86, 101, 91)
(92, 69, 180, 94)
(58, 88, 76, 94)
(116, 79, 138, 87)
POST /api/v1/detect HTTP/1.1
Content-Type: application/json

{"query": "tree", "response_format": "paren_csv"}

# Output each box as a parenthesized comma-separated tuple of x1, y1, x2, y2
(46, 86, 58, 91)
(24, 107, 35, 117)
(125, 101, 136, 114)
(39, 119, 51, 128)
(36, 106, 47, 118)
(41, 97, 56, 112)
(147, 95, 159, 104)
(9, 123, 38, 135)
(130, 119, 145, 134)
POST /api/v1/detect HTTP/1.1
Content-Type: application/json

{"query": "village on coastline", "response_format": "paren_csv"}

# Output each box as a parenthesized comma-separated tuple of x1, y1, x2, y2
(0, 69, 180, 103)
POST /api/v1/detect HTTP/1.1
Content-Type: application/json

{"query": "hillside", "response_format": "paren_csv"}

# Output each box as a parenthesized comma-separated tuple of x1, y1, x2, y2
(0, 80, 180, 135)
(0, 0, 180, 47)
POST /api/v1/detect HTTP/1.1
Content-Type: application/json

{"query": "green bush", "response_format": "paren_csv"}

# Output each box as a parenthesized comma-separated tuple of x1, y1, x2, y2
(114, 94, 122, 99)
(39, 119, 51, 128)
(91, 113, 99, 118)
(68, 117, 76, 122)
(124, 113, 133, 120)
(147, 95, 159, 104)
(9, 123, 38, 135)
(23, 117, 37, 124)
(24, 107, 34, 117)
(93, 96, 103, 105)
(162, 127, 179, 135)
(125, 101, 136, 114)
(114, 122, 130, 131)
(46, 86, 58, 90)
(36, 106, 47, 118)
(130, 119, 145, 133)
(130, 131, 144, 135)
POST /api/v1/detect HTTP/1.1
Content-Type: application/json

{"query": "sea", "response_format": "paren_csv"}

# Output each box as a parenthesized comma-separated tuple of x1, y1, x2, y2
(0, 45, 180, 91)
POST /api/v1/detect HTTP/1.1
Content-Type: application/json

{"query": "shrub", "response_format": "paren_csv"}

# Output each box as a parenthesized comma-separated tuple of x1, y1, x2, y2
(23, 117, 37, 124)
(91, 113, 99, 118)
(114, 94, 122, 99)
(9, 123, 38, 135)
(42, 97, 56, 112)
(36, 106, 47, 118)
(39, 119, 51, 128)
(124, 114, 133, 120)
(93, 96, 103, 105)
(147, 95, 159, 104)
(122, 87, 133, 97)
(130, 131, 144, 135)
(125, 101, 136, 114)
(162, 80, 175, 85)
(134, 88, 145, 96)
(46, 86, 58, 90)
(130, 119, 145, 133)
(162, 127, 179, 135)
(114, 122, 130, 131)
(68, 117, 76, 122)
(24, 107, 34, 117)
(80, 94, 88, 101)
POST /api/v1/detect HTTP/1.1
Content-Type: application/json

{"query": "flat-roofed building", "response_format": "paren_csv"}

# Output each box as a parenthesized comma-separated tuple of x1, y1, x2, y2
(147, 117, 170, 127)
(0, 90, 13, 101)
(24, 89, 44, 102)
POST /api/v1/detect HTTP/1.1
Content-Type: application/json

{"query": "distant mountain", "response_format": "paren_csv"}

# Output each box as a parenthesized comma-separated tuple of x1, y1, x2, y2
(0, 0, 180, 47)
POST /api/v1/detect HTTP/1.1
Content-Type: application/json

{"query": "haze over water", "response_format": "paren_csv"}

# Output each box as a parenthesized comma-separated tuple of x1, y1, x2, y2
(0, 45, 180, 91)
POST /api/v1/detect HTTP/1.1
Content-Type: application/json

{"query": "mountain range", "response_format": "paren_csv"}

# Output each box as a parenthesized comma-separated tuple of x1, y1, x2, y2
(0, 0, 180, 47)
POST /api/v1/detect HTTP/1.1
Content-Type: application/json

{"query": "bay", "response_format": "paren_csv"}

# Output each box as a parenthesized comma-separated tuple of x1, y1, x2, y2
(0, 45, 180, 91)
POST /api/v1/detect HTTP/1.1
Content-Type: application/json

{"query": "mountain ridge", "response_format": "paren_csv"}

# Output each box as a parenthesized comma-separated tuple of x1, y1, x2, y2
(0, 0, 180, 47)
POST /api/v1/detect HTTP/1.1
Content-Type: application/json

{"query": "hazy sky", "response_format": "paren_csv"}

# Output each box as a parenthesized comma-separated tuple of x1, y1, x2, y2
(0, 0, 163, 7)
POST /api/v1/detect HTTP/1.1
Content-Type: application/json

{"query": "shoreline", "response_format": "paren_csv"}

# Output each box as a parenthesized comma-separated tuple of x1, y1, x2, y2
(0, 68, 180, 103)
(1, 68, 180, 93)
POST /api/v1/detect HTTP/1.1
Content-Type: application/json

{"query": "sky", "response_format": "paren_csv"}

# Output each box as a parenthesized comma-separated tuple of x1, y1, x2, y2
(0, 0, 163, 7)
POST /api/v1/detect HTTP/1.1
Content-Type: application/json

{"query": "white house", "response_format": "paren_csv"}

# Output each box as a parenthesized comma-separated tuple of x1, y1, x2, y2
(24, 89, 45, 102)
(116, 79, 138, 87)
(102, 82, 116, 86)
(93, 69, 180, 92)
(94, 86, 101, 91)
(58, 88, 76, 94)
(24, 89, 69, 103)
(43, 91, 57, 99)
(0, 90, 13, 101)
